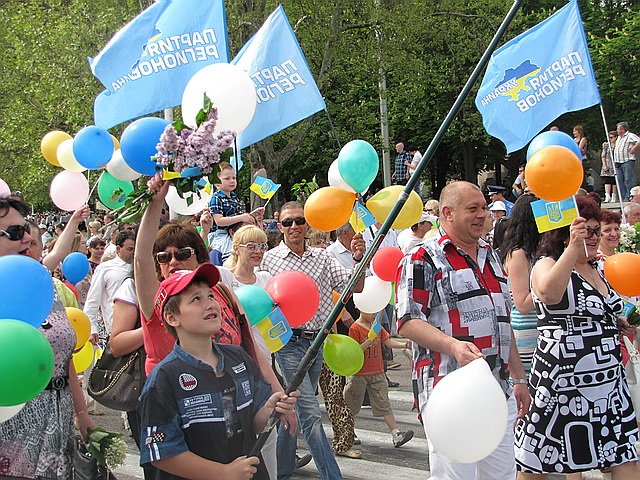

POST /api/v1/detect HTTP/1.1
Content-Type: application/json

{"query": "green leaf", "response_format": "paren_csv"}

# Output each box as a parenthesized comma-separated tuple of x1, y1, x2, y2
(186, 195, 194, 206)
(195, 108, 206, 127)
(172, 120, 188, 132)
(203, 93, 212, 114)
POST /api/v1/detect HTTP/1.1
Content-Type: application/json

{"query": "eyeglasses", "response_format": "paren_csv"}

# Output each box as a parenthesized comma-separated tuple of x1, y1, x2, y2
(280, 217, 307, 227)
(0, 223, 30, 241)
(156, 247, 196, 264)
(586, 226, 602, 238)
(239, 242, 268, 252)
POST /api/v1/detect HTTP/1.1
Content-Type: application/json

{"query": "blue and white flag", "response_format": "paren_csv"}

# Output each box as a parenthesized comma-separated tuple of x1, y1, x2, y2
(232, 5, 326, 150)
(475, 0, 600, 153)
(90, 0, 228, 129)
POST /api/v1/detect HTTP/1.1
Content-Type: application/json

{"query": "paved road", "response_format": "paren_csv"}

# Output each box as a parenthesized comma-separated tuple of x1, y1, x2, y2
(95, 348, 631, 479)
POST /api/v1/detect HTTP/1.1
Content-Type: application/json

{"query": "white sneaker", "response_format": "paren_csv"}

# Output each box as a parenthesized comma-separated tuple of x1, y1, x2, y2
(611, 194, 617, 203)
(604, 194, 611, 203)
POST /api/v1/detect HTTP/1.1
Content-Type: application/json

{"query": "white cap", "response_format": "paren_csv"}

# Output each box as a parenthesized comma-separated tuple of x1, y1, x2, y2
(417, 211, 438, 226)
(489, 201, 506, 212)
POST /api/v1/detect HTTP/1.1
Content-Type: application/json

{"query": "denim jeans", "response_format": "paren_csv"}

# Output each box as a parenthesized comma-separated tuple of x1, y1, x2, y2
(616, 160, 636, 200)
(275, 337, 343, 480)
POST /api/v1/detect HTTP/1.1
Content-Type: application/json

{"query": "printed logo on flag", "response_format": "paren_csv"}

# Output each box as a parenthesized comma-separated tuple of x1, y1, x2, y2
(531, 196, 578, 233)
(484, 60, 540, 104)
(255, 306, 292, 353)
(545, 202, 563, 223)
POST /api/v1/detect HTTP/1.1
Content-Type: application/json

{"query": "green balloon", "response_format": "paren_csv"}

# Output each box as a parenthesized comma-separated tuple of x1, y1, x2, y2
(0, 319, 55, 406)
(235, 285, 275, 326)
(337, 140, 379, 193)
(323, 333, 364, 376)
(97, 171, 134, 210)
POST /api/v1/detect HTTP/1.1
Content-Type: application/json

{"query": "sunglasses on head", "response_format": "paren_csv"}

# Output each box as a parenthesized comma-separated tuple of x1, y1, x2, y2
(239, 242, 269, 252)
(156, 247, 196, 264)
(280, 217, 307, 227)
(0, 223, 30, 241)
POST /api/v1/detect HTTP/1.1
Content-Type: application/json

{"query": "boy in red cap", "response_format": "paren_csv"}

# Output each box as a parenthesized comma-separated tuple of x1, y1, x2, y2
(138, 263, 298, 479)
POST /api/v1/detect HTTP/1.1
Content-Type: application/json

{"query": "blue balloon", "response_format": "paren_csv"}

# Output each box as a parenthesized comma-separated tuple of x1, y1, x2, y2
(235, 285, 274, 326)
(120, 117, 170, 176)
(337, 140, 379, 193)
(61, 252, 90, 284)
(0, 255, 54, 328)
(73, 126, 114, 170)
(526, 131, 583, 163)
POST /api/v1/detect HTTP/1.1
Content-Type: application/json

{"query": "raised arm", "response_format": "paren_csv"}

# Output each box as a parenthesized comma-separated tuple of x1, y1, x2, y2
(42, 205, 90, 271)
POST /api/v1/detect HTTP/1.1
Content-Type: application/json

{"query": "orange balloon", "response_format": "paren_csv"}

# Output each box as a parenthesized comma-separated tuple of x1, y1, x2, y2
(304, 187, 356, 232)
(332, 290, 344, 321)
(604, 252, 640, 297)
(40, 131, 71, 167)
(525, 145, 583, 201)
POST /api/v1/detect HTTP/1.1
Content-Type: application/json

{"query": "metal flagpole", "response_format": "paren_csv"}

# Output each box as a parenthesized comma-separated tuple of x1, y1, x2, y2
(598, 104, 626, 222)
(249, 0, 525, 457)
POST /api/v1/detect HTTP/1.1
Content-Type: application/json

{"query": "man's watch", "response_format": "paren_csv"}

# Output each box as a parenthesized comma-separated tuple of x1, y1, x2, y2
(352, 254, 363, 263)
(512, 378, 527, 385)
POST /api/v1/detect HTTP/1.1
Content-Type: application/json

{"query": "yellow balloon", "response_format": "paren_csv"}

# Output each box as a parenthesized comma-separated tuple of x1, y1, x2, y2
(41, 131, 71, 167)
(366, 186, 422, 229)
(94, 347, 103, 361)
(65, 307, 91, 350)
(57, 139, 87, 172)
(111, 134, 120, 150)
(72, 341, 94, 373)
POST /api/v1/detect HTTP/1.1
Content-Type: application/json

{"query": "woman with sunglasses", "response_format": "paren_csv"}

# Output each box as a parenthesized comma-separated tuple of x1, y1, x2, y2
(0, 195, 95, 479)
(515, 196, 638, 478)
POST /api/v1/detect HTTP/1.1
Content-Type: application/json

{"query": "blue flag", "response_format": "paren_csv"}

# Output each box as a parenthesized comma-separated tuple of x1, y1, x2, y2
(531, 196, 579, 233)
(90, 0, 228, 129)
(250, 176, 281, 199)
(232, 5, 326, 150)
(475, 0, 600, 153)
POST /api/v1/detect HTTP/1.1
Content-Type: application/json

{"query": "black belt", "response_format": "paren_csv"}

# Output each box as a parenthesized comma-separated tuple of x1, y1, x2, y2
(46, 375, 69, 390)
(291, 329, 320, 340)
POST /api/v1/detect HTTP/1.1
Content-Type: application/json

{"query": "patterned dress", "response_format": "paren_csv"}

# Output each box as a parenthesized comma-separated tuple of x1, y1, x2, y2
(515, 270, 638, 474)
(0, 294, 77, 479)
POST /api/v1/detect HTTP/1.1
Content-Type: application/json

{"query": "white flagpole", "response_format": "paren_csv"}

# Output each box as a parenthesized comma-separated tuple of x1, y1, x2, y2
(599, 103, 626, 222)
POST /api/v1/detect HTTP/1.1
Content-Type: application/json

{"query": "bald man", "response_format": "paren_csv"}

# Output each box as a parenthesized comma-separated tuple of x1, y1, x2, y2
(395, 181, 529, 479)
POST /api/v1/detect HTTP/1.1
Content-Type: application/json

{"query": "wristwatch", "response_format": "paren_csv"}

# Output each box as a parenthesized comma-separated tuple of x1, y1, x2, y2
(512, 378, 527, 385)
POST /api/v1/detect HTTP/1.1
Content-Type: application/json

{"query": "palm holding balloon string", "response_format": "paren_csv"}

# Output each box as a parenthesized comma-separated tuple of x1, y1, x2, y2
(113, 95, 235, 223)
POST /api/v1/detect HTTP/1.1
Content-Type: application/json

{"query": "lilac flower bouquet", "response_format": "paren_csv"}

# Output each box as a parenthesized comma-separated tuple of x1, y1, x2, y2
(113, 95, 234, 223)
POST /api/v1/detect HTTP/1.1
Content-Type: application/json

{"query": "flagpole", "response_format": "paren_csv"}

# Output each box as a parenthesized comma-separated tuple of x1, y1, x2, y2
(249, 0, 525, 457)
(598, 103, 626, 222)
(324, 106, 342, 150)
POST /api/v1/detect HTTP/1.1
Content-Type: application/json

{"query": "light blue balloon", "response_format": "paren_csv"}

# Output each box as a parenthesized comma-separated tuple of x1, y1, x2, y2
(526, 131, 583, 163)
(0, 255, 54, 328)
(337, 140, 379, 193)
(120, 117, 170, 176)
(73, 126, 114, 170)
(61, 252, 90, 285)
(235, 285, 274, 326)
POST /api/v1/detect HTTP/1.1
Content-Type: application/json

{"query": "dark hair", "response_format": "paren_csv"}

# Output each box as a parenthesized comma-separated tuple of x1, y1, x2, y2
(266, 230, 282, 249)
(279, 201, 304, 216)
(88, 237, 106, 249)
(601, 209, 622, 225)
(536, 196, 601, 260)
(162, 278, 211, 338)
(492, 217, 510, 251)
(153, 221, 209, 280)
(115, 229, 136, 247)
(499, 194, 541, 264)
(0, 195, 30, 219)
(587, 191, 601, 207)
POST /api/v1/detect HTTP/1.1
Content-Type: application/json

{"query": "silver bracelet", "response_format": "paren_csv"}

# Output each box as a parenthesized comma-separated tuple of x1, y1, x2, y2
(512, 378, 527, 385)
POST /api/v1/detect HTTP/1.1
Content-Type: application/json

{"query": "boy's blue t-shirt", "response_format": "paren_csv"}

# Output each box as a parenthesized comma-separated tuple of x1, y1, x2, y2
(138, 342, 272, 479)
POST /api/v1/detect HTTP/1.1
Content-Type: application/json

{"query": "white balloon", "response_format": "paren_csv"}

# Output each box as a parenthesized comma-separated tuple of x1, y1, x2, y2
(328, 159, 356, 193)
(424, 358, 508, 463)
(106, 149, 142, 181)
(0, 403, 25, 422)
(353, 275, 392, 314)
(166, 184, 212, 216)
(50, 171, 90, 211)
(181, 63, 257, 134)
(56, 139, 86, 172)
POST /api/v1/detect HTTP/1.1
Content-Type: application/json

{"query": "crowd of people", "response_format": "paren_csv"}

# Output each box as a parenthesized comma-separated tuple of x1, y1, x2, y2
(0, 125, 639, 480)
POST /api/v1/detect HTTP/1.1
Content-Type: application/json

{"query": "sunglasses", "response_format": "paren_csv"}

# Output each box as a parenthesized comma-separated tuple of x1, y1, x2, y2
(280, 217, 307, 227)
(0, 223, 30, 241)
(586, 226, 602, 238)
(239, 242, 269, 252)
(156, 247, 196, 264)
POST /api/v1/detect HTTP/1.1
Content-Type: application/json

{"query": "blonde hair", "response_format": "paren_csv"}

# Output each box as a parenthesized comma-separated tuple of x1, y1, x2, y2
(225, 225, 267, 269)
(307, 228, 329, 248)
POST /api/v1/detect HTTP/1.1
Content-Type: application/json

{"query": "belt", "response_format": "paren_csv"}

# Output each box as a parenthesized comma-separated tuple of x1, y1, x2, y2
(46, 375, 69, 391)
(291, 329, 320, 340)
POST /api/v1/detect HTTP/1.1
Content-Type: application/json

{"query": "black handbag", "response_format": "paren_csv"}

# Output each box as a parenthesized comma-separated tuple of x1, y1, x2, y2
(87, 343, 145, 412)
(74, 436, 118, 480)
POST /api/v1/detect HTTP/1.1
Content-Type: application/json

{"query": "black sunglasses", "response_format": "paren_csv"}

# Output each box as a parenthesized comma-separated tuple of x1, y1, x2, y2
(280, 217, 307, 227)
(156, 247, 195, 264)
(0, 223, 30, 241)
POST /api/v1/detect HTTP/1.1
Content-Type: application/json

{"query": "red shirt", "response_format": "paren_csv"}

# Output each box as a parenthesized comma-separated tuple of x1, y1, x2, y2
(348, 322, 389, 376)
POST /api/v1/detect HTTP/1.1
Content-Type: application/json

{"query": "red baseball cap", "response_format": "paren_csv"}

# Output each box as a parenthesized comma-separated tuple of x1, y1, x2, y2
(154, 263, 220, 319)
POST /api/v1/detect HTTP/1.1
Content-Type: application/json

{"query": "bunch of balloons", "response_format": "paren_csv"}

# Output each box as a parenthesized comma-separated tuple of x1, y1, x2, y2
(525, 131, 584, 202)
(353, 246, 404, 314)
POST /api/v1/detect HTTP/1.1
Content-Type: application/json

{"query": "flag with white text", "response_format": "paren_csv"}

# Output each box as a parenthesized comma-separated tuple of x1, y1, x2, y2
(475, 0, 600, 153)
(90, 0, 228, 129)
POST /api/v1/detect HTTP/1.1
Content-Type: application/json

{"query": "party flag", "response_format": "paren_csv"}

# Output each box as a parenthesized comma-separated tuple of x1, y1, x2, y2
(350, 201, 375, 234)
(250, 176, 281, 199)
(254, 306, 292, 353)
(475, 0, 600, 153)
(232, 5, 326, 149)
(531, 196, 578, 233)
(368, 312, 383, 341)
(90, 0, 228, 129)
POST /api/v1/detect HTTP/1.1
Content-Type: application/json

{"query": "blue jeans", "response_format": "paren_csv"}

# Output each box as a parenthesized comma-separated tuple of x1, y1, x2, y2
(616, 160, 636, 200)
(275, 338, 343, 480)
